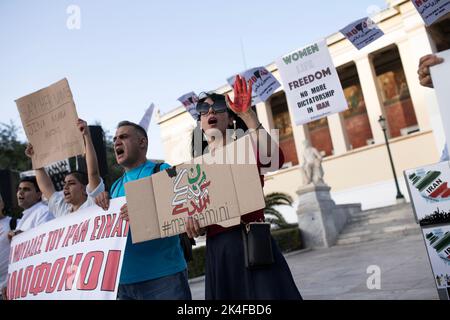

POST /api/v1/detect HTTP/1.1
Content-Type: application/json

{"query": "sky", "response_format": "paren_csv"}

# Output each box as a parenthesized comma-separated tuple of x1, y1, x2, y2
(0, 0, 387, 160)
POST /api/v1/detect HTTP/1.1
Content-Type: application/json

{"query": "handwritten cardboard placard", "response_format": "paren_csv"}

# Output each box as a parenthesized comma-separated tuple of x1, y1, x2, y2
(6, 197, 128, 300)
(275, 40, 348, 126)
(15, 78, 85, 169)
(125, 137, 265, 243)
(227, 66, 281, 105)
(340, 17, 384, 50)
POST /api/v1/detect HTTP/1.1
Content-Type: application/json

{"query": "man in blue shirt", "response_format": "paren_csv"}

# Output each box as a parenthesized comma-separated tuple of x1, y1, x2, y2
(95, 121, 191, 300)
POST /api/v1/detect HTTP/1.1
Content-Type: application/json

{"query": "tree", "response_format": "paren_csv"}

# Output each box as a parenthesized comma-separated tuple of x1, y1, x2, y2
(264, 192, 297, 229)
(103, 130, 123, 189)
(0, 121, 30, 172)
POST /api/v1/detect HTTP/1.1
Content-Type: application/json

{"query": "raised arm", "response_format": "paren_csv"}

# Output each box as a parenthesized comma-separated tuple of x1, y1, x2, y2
(25, 144, 55, 200)
(77, 119, 101, 192)
(226, 75, 281, 165)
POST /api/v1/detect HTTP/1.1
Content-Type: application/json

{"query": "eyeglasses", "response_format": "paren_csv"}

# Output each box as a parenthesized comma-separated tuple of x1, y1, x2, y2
(196, 100, 228, 116)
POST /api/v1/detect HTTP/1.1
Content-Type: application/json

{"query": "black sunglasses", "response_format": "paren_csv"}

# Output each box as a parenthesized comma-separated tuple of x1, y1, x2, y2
(196, 97, 228, 116)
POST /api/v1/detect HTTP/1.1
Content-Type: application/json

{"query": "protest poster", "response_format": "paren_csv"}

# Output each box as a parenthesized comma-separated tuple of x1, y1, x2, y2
(275, 40, 348, 126)
(226, 66, 281, 105)
(430, 49, 450, 157)
(15, 78, 85, 169)
(411, 0, 450, 26)
(422, 225, 450, 289)
(6, 197, 127, 300)
(125, 137, 265, 243)
(178, 92, 199, 120)
(340, 17, 384, 50)
(404, 161, 450, 226)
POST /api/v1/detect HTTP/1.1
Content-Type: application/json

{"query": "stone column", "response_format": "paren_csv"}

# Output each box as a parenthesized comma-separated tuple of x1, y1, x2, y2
(355, 56, 385, 144)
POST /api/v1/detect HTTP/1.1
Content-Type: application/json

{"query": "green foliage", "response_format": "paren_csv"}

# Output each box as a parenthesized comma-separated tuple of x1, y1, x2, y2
(0, 121, 30, 172)
(264, 192, 297, 229)
(271, 227, 302, 253)
(186, 227, 302, 279)
(187, 244, 207, 279)
(103, 130, 123, 190)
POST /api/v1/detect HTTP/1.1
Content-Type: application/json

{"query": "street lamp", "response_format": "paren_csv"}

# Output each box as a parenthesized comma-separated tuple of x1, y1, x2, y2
(378, 115, 404, 200)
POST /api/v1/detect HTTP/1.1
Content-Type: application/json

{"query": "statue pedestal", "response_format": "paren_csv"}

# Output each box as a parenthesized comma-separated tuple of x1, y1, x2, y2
(296, 183, 361, 248)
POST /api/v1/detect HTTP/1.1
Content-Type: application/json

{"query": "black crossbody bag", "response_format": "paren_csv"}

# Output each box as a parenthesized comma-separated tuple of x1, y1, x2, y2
(241, 221, 274, 269)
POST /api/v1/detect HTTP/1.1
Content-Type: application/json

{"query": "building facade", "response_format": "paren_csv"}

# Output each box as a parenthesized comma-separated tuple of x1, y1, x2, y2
(157, 0, 448, 222)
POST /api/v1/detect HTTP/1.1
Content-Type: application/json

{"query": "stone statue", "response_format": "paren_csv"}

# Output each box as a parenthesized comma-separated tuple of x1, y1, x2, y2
(300, 140, 324, 185)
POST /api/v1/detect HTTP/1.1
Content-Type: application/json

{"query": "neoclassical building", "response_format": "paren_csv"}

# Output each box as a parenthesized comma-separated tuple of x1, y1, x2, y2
(157, 0, 448, 222)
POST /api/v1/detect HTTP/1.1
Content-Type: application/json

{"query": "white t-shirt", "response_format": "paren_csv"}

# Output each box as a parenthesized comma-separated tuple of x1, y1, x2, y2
(16, 201, 53, 232)
(48, 179, 105, 218)
(0, 216, 12, 289)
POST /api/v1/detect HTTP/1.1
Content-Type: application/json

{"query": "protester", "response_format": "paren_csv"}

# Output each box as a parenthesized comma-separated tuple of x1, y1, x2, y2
(95, 121, 191, 300)
(417, 17, 450, 161)
(186, 75, 302, 300)
(0, 193, 14, 300)
(25, 119, 105, 217)
(8, 176, 54, 240)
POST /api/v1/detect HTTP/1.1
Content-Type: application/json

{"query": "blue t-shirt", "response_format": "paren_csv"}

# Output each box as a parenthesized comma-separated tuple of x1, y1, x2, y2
(111, 160, 187, 284)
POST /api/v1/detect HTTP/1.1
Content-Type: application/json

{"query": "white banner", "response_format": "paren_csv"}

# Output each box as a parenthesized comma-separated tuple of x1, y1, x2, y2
(340, 17, 384, 50)
(178, 92, 199, 120)
(227, 66, 281, 105)
(6, 197, 127, 300)
(275, 40, 347, 126)
(430, 49, 450, 158)
(411, 0, 450, 26)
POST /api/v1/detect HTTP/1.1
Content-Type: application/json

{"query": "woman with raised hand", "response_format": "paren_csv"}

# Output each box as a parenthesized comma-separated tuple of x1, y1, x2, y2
(186, 75, 302, 300)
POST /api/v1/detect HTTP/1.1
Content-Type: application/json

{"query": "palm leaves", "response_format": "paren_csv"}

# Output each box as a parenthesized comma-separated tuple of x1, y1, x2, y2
(264, 192, 297, 229)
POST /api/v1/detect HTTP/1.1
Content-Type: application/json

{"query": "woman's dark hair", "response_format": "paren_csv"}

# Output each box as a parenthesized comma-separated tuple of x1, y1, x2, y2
(191, 92, 249, 158)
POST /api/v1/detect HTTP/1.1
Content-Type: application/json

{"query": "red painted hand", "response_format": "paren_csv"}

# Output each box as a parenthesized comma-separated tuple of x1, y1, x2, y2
(226, 74, 253, 114)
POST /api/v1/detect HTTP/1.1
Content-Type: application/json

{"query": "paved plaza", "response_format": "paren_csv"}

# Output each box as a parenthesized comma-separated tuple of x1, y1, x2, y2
(189, 230, 439, 300)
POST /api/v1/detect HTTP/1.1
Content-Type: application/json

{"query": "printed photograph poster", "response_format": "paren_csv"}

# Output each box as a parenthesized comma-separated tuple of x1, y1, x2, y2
(411, 0, 450, 26)
(275, 40, 348, 126)
(226, 66, 281, 105)
(404, 161, 450, 226)
(430, 49, 450, 157)
(125, 137, 265, 243)
(340, 17, 384, 50)
(178, 92, 199, 120)
(15, 78, 85, 169)
(422, 225, 450, 289)
(6, 197, 127, 300)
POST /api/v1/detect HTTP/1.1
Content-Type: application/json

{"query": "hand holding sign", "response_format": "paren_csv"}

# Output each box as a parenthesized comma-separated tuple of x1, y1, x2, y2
(76, 119, 90, 138)
(418, 54, 444, 88)
(226, 75, 253, 115)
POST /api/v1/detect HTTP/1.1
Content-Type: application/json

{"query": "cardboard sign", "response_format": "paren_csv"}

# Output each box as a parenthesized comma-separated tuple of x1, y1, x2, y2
(275, 40, 348, 126)
(430, 49, 450, 157)
(411, 0, 450, 26)
(422, 225, 450, 289)
(15, 78, 85, 169)
(404, 161, 450, 226)
(227, 66, 281, 105)
(125, 138, 265, 243)
(6, 197, 128, 300)
(340, 17, 384, 50)
(178, 92, 199, 120)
